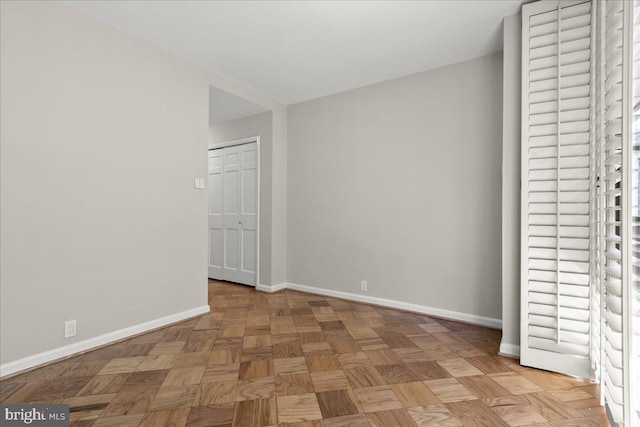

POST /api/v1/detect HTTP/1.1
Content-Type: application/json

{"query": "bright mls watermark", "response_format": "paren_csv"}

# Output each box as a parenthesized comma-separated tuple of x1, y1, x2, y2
(1, 405, 69, 426)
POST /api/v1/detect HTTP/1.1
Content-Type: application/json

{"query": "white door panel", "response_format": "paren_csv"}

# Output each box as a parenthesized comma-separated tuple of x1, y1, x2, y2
(208, 141, 258, 286)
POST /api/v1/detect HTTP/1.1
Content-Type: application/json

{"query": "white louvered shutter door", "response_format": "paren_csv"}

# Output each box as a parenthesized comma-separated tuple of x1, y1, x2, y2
(594, 1, 640, 424)
(521, 0, 594, 378)
(602, 0, 625, 421)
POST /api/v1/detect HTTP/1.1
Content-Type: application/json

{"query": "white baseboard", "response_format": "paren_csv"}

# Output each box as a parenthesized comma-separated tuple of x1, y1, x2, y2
(0, 305, 210, 378)
(285, 282, 502, 330)
(256, 283, 287, 293)
(499, 342, 521, 357)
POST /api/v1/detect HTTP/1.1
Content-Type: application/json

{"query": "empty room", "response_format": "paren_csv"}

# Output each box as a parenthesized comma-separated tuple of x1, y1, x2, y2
(0, 1, 638, 426)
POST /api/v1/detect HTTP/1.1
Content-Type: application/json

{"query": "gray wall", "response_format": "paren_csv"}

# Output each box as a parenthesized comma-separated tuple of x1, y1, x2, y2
(501, 13, 522, 355)
(287, 54, 504, 321)
(0, 1, 286, 366)
(209, 112, 274, 285)
(1, 0, 514, 368)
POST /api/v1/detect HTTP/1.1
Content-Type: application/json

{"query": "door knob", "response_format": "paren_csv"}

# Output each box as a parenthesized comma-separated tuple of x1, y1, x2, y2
(238, 221, 242, 225)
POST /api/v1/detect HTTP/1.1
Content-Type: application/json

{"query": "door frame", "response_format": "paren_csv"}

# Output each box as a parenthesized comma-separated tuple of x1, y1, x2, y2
(208, 136, 260, 287)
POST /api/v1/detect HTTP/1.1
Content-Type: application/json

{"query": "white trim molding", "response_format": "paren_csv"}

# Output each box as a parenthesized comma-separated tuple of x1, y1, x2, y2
(499, 342, 521, 358)
(264, 282, 502, 329)
(0, 305, 210, 378)
(256, 283, 287, 293)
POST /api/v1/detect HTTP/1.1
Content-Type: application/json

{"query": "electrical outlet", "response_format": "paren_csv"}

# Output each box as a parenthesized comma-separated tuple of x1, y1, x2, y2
(64, 320, 76, 338)
(361, 280, 368, 292)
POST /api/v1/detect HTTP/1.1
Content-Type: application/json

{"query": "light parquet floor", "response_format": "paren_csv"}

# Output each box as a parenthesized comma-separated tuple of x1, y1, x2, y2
(0, 280, 609, 426)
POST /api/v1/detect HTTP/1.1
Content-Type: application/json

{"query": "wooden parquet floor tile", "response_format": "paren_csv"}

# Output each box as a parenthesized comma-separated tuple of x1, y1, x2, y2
(0, 280, 609, 426)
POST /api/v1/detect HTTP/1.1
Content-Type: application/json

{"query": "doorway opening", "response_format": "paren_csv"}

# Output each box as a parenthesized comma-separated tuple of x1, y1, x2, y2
(207, 85, 271, 287)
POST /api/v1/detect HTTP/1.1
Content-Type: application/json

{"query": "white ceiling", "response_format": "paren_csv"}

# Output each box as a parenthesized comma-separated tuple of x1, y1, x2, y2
(209, 86, 270, 125)
(65, 0, 525, 105)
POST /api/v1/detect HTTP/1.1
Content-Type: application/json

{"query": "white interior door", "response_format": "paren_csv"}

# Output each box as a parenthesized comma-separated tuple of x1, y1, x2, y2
(208, 141, 258, 286)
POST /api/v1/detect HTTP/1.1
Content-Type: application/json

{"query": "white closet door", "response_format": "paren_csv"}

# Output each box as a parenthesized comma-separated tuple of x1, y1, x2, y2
(521, 0, 594, 378)
(208, 142, 258, 286)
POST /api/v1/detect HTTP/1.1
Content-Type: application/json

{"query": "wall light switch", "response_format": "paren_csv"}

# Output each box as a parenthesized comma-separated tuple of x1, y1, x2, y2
(194, 177, 206, 190)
